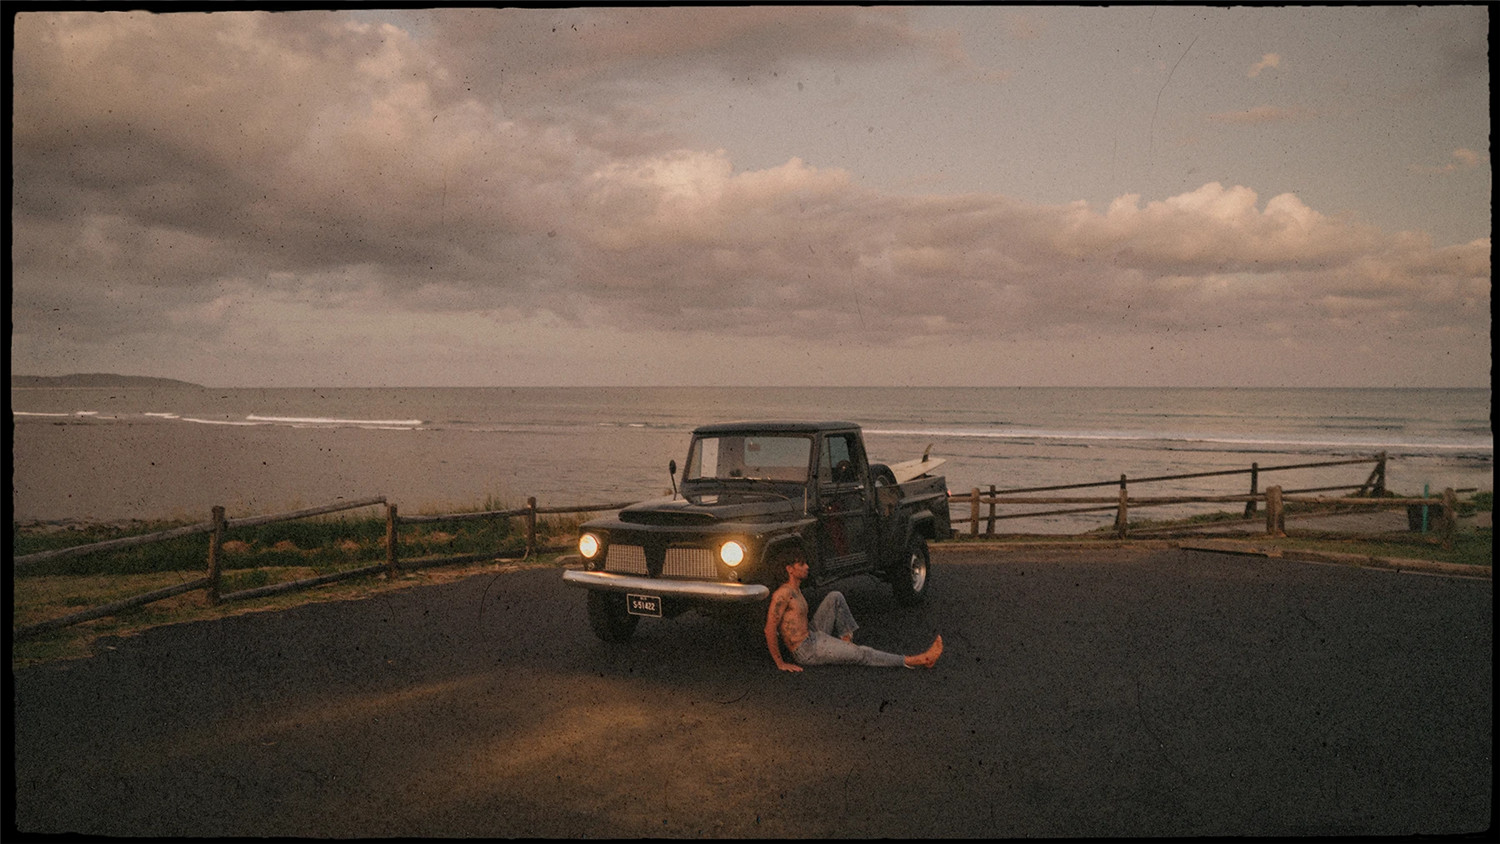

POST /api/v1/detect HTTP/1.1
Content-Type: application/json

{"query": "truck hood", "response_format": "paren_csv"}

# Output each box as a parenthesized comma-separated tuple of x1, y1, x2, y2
(619, 490, 802, 526)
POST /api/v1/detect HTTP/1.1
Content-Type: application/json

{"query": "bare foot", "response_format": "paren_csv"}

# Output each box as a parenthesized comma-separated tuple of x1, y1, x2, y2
(904, 635, 943, 669)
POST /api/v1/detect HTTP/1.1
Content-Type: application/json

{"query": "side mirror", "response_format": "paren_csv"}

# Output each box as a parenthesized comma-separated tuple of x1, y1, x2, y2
(668, 460, 679, 498)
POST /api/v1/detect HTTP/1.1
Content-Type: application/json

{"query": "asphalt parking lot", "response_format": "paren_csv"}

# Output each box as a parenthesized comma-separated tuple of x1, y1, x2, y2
(11, 546, 1492, 837)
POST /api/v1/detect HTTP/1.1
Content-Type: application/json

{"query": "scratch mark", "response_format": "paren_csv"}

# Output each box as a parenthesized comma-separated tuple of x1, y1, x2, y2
(850, 268, 866, 331)
(717, 688, 751, 704)
(476, 571, 503, 631)
(1149, 34, 1198, 170)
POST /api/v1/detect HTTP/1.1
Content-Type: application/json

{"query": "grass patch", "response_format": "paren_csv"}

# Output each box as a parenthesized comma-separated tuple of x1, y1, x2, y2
(1460, 490, 1492, 515)
(946, 487, 1491, 569)
(11, 555, 574, 668)
(1263, 529, 1492, 569)
(12, 499, 588, 578)
(11, 498, 596, 668)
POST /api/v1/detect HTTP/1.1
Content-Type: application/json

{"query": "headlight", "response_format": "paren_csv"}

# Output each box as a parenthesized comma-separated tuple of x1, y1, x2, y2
(579, 533, 601, 559)
(719, 540, 746, 566)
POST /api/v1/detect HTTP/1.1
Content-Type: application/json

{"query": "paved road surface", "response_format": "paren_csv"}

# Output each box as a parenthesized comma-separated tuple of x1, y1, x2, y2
(12, 547, 1492, 837)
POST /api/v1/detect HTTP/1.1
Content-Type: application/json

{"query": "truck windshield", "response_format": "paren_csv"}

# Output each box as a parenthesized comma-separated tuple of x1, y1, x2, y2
(685, 434, 812, 483)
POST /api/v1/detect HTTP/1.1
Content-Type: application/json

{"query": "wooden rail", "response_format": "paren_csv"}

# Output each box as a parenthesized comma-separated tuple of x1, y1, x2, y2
(956, 486, 1465, 544)
(10, 451, 1473, 639)
(947, 454, 1476, 550)
(12, 495, 634, 640)
(13, 577, 214, 638)
(951, 454, 1395, 539)
(381, 498, 636, 572)
(14, 520, 219, 568)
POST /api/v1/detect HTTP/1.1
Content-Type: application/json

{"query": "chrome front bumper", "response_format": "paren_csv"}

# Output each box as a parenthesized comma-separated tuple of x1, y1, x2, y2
(562, 569, 769, 602)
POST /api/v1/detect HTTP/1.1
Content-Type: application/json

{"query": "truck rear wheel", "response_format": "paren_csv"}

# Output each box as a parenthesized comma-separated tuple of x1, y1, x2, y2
(586, 590, 639, 642)
(890, 536, 930, 605)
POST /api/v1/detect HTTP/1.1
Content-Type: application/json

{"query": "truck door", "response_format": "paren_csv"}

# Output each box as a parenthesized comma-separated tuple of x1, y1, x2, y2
(816, 431, 873, 575)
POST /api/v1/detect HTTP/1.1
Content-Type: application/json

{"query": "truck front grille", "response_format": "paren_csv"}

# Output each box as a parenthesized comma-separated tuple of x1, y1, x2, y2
(603, 544, 720, 579)
(603, 544, 648, 575)
(663, 547, 717, 579)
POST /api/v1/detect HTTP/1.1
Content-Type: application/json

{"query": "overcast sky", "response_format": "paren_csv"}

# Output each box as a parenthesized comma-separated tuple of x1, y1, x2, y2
(9, 6, 1491, 387)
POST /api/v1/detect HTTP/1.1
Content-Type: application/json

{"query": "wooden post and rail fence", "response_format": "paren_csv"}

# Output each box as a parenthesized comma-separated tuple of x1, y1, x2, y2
(12, 495, 634, 640)
(12, 451, 1477, 640)
(952, 452, 1465, 544)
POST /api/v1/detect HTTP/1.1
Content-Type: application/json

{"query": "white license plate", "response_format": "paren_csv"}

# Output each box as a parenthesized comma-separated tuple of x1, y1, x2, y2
(627, 593, 662, 617)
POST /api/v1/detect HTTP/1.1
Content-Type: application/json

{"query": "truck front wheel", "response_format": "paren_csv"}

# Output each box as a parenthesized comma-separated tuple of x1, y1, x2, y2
(890, 536, 931, 605)
(586, 590, 639, 642)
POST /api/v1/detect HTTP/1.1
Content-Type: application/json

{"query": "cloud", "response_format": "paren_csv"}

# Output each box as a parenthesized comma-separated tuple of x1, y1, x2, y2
(1005, 11, 1047, 41)
(417, 6, 962, 117)
(1409, 148, 1489, 174)
(1452, 148, 1483, 167)
(1248, 52, 1280, 77)
(8, 9, 1490, 387)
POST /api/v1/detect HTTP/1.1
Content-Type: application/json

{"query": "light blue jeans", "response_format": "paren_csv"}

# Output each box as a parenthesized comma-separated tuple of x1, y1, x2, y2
(791, 591, 906, 668)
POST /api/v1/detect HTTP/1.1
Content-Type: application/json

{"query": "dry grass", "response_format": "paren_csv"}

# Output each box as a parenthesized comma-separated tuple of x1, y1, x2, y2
(11, 554, 568, 669)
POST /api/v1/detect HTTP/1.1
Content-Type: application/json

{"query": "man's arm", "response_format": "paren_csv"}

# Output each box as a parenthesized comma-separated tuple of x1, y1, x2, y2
(765, 590, 802, 673)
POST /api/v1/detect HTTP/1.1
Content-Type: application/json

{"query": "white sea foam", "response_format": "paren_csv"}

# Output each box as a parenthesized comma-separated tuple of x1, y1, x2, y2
(11, 386, 1491, 526)
(180, 417, 262, 426)
(246, 414, 424, 428)
(862, 427, 1494, 455)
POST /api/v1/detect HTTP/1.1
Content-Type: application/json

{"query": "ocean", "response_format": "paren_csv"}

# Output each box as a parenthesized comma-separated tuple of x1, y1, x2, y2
(9, 386, 1492, 533)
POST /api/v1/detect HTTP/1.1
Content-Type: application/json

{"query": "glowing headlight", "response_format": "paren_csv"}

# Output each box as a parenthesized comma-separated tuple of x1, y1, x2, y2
(578, 533, 601, 559)
(719, 540, 746, 566)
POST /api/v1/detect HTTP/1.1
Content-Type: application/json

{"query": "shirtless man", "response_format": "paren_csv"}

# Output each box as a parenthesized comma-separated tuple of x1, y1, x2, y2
(765, 556, 943, 672)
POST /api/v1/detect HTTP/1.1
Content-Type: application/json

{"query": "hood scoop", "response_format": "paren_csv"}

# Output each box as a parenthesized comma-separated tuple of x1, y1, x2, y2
(618, 492, 794, 525)
(620, 503, 718, 526)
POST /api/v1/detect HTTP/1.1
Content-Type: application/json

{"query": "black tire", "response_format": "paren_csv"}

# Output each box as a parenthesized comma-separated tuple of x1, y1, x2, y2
(870, 463, 898, 487)
(890, 536, 930, 605)
(586, 590, 639, 642)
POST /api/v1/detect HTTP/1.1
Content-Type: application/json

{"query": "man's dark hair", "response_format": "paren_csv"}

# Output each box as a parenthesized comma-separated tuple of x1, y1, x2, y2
(778, 552, 805, 583)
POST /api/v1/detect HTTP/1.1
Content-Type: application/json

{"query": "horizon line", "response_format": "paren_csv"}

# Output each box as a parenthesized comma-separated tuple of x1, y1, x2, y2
(10, 376, 1492, 391)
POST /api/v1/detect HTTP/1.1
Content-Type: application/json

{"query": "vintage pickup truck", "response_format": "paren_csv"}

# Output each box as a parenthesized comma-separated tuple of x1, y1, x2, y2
(562, 420, 951, 642)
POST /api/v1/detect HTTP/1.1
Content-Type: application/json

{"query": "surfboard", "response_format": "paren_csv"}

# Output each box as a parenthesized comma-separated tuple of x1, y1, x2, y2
(884, 444, 947, 484)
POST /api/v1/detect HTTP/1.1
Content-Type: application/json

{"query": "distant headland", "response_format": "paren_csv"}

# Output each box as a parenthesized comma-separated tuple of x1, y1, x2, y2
(10, 374, 206, 389)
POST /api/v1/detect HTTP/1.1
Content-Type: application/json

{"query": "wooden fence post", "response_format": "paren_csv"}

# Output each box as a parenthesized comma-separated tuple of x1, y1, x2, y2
(1265, 486, 1285, 537)
(526, 497, 538, 556)
(206, 505, 226, 606)
(1113, 475, 1129, 538)
(1358, 452, 1388, 497)
(969, 488, 980, 537)
(986, 485, 997, 537)
(1244, 462, 1259, 517)
(386, 503, 399, 576)
(1439, 488, 1458, 550)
